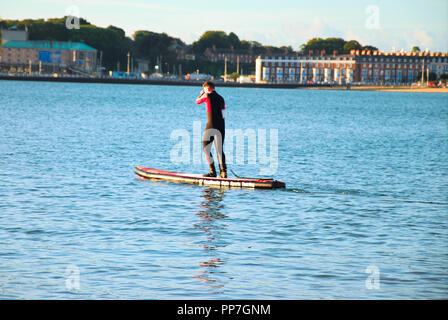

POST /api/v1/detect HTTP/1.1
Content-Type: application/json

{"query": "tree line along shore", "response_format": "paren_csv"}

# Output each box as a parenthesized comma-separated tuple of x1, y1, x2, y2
(1, 17, 387, 78)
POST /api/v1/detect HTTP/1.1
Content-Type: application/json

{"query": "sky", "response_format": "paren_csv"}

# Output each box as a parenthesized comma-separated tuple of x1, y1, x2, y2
(1, 0, 447, 52)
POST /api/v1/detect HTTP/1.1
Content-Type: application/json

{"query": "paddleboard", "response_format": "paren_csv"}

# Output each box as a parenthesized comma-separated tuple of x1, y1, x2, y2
(134, 166, 286, 189)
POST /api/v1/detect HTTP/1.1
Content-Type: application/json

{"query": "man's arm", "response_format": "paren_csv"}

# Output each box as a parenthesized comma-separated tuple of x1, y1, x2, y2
(195, 90, 207, 104)
(195, 91, 211, 112)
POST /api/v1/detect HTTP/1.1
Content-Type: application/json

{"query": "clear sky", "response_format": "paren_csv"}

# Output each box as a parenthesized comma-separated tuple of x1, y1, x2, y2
(1, 0, 447, 51)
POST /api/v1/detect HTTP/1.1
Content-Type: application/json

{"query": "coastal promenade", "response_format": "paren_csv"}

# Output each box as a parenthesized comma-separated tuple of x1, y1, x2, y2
(1, 74, 447, 92)
(307, 85, 448, 93)
(0, 74, 331, 89)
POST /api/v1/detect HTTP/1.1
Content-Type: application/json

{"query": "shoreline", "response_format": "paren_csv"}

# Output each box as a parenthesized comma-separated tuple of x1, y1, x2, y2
(1, 75, 447, 92)
(0, 75, 328, 89)
(305, 85, 448, 93)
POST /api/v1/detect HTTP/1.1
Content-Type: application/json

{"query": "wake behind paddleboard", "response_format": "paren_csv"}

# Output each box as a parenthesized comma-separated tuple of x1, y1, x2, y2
(134, 166, 286, 189)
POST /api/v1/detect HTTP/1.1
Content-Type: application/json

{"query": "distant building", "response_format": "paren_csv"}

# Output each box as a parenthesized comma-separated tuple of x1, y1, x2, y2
(204, 47, 257, 64)
(1, 40, 97, 73)
(176, 46, 196, 61)
(354, 49, 448, 84)
(135, 58, 149, 73)
(427, 54, 448, 78)
(256, 54, 355, 84)
(1, 26, 29, 44)
(255, 49, 448, 84)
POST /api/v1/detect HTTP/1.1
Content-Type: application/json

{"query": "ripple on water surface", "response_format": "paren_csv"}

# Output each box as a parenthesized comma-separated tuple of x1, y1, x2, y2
(0, 81, 447, 299)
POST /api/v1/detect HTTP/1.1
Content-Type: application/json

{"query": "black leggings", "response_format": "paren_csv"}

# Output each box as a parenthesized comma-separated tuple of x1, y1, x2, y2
(203, 127, 226, 171)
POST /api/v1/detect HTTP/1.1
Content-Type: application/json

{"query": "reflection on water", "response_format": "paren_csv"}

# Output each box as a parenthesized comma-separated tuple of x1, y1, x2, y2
(192, 188, 227, 294)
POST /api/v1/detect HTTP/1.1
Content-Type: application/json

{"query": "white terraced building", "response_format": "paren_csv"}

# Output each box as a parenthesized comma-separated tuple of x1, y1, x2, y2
(256, 54, 355, 84)
(256, 50, 448, 84)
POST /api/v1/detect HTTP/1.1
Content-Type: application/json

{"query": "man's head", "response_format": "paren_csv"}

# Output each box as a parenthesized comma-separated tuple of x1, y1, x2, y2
(202, 81, 215, 93)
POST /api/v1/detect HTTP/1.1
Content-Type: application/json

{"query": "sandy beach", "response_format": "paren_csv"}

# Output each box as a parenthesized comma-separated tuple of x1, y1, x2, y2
(374, 87, 448, 93)
(308, 85, 448, 93)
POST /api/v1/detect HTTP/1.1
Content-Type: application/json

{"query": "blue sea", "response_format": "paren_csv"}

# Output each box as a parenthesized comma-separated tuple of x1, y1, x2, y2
(0, 80, 447, 299)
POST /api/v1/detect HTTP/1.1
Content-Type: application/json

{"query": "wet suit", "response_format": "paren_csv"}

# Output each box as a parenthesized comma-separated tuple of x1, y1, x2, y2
(195, 90, 227, 175)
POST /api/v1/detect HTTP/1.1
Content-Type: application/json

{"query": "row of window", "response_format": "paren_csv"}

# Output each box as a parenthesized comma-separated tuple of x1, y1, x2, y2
(213, 54, 255, 59)
(262, 62, 448, 69)
(208, 57, 253, 62)
(263, 75, 354, 80)
(266, 56, 352, 61)
(362, 63, 425, 69)
(261, 57, 447, 64)
(263, 68, 351, 74)
(263, 56, 446, 63)
(5, 51, 39, 59)
(359, 57, 447, 63)
(264, 62, 353, 68)
(361, 69, 420, 74)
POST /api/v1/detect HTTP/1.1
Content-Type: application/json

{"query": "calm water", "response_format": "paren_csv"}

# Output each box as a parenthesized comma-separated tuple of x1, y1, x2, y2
(0, 80, 447, 299)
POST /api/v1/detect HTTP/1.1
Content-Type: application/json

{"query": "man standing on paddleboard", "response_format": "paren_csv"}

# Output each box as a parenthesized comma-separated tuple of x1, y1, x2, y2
(195, 81, 227, 178)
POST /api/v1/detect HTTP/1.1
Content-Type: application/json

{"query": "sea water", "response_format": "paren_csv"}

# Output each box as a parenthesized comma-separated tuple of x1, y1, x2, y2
(0, 80, 447, 299)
